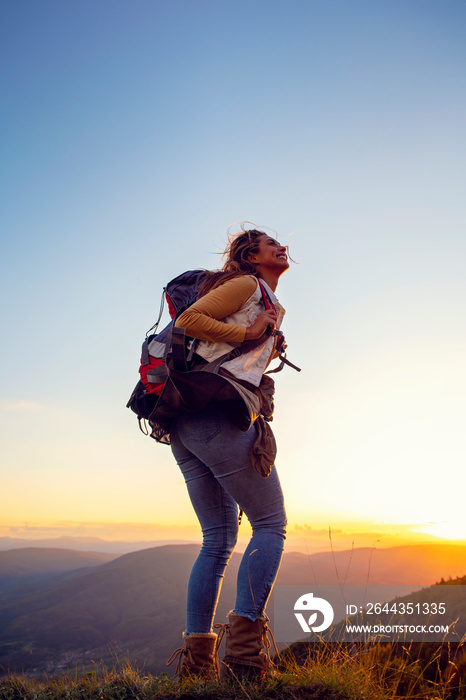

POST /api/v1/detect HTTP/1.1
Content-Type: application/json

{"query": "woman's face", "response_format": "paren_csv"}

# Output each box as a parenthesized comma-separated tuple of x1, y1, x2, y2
(249, 235, 289, 272)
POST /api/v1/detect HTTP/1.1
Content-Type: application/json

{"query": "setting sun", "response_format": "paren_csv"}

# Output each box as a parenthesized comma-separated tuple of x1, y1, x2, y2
(416, 522, 466, 542)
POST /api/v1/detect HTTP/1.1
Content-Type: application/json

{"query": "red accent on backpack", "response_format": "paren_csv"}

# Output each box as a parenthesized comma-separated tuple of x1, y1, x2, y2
(139, 356, 166, 395)
(166, 295, 177, 319)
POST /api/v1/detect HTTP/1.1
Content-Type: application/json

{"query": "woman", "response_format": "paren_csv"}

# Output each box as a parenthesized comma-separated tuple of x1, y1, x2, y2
(167, 225, 290, 680)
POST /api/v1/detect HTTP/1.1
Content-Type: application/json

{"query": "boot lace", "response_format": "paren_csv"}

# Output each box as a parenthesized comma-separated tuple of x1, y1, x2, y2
(166, 641, 194, 677)
(262, 621, 280, 665)
(213, 621, 229, 647)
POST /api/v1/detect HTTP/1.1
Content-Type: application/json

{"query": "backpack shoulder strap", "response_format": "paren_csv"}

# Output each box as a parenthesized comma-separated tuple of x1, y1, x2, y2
(256, 278, 275, 311)
(256, 278, 302, 374)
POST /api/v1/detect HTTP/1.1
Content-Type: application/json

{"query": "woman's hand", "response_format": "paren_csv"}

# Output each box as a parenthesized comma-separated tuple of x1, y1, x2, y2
(244, 309, 278, 341)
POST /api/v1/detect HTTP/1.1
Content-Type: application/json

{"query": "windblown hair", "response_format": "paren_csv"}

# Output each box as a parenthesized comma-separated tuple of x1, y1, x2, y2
(198, 226, 267, 297)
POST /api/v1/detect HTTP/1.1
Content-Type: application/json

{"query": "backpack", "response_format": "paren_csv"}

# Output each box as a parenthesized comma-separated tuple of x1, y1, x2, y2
(126, 269, 206, 434)
(126, 269, 300, 441)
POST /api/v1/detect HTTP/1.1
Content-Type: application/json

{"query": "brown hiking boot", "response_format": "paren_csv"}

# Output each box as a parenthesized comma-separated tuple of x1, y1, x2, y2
(217, 612, 279, 680)
(166, 631, 218, 680)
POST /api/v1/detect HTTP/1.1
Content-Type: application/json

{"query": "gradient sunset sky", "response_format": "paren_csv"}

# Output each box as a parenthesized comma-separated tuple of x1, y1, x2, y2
(1, 0, 465, 552)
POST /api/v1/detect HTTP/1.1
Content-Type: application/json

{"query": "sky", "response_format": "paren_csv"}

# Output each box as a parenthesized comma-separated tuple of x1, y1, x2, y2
(1, 0, 465, 553)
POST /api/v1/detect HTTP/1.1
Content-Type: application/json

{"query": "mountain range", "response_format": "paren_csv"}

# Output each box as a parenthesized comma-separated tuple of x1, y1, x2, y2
(0, 536, 195, 554)
(0, 547, 116, 594)
(0, 542, 465, 677)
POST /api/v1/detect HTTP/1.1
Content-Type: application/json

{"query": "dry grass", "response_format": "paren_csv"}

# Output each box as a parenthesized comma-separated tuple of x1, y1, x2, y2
(1, 640, 465, 700)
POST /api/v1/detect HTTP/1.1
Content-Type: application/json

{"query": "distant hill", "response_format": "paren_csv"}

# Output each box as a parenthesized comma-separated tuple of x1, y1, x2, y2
(0, 548, 116, 594)
(279, 543, 466, 585)
(0, 542, 465, 678)
(0, 536, 196, 554)
(0, 544, 223, 677)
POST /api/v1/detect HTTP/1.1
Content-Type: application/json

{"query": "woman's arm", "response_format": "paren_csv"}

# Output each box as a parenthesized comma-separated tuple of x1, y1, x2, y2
(175, 276, 257, 343)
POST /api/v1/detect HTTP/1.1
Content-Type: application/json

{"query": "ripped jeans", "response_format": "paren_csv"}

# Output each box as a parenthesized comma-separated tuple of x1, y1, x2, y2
(170, 403, 287, 634)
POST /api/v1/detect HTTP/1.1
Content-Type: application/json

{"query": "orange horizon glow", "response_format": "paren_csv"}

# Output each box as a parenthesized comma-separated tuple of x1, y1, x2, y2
(1, 518, 465, 555)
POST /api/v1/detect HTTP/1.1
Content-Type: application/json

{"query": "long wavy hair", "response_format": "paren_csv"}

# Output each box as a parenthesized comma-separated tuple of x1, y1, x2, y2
(198, 225, 269, 297)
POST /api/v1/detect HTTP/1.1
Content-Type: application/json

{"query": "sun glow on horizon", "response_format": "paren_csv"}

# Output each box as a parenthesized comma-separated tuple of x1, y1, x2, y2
(2, 518, 466, 556)
(415, 522, 466, 542)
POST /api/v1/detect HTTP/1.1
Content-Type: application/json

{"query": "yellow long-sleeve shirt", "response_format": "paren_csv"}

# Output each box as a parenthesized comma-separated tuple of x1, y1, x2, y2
(175, 276, 257, 343)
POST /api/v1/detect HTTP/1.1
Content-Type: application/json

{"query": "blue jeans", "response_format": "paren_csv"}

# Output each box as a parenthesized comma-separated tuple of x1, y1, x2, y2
(170, 403, 287, 634)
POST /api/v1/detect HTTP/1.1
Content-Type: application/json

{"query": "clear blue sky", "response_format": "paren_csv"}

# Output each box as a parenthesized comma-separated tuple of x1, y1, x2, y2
(1, 0, 465, 549)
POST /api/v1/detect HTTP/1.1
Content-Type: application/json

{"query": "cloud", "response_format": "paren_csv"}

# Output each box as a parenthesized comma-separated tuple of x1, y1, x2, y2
(1, 400, 42, 411)
(2, 521, 202, 542)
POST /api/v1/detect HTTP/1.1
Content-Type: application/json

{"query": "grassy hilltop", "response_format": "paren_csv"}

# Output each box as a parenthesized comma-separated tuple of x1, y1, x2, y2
(1, 637, 466, 700)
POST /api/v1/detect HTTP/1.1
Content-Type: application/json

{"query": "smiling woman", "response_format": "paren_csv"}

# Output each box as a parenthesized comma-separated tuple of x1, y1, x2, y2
(197, 226, 290, 297)
(242, 235, 290, 291)
(163, 223, 291, 680)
